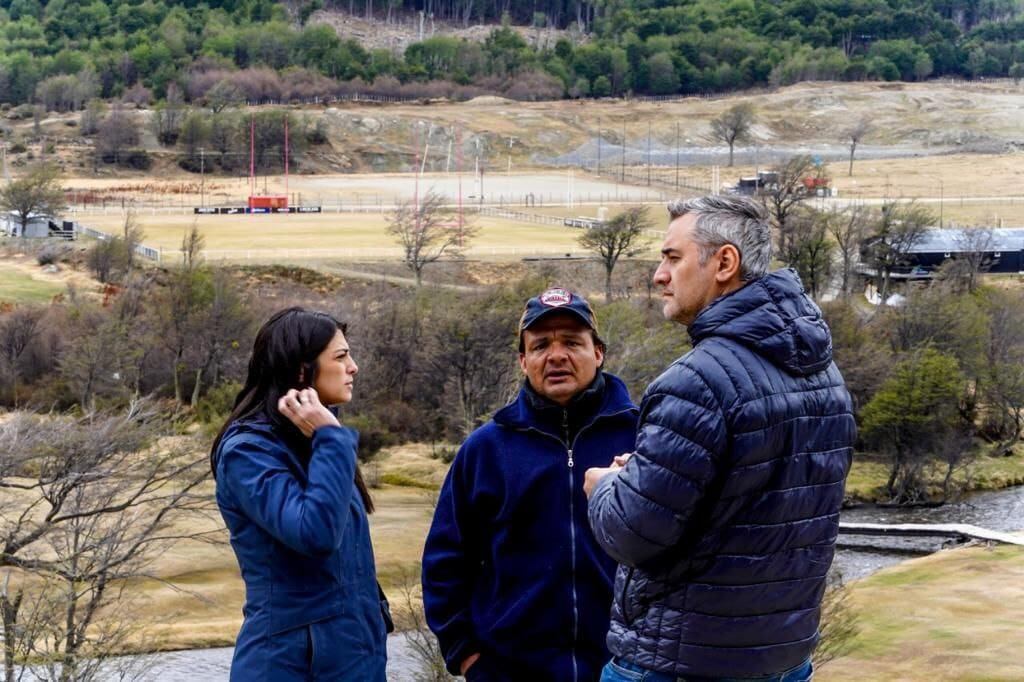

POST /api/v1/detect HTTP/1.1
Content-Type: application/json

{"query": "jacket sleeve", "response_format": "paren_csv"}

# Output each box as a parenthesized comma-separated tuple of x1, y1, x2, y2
(588, 362, 726, 568)
(421, 442, 483, 676)
(219, 425, 358, 558)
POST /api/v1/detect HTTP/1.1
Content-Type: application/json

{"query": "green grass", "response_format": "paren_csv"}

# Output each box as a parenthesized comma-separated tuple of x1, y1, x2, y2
(820, 545, 1024, 681)
(846, 448, 1024, 502)
(379, 472, 440, 490)
(0, 265, 64, 304)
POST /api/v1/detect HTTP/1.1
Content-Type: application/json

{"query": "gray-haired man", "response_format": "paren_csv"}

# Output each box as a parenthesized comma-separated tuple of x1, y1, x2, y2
(584, 196, 855, 682)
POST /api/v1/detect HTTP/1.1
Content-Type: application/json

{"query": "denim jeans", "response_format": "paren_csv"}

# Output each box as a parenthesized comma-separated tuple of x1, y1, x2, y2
(599, 657, 813, 682)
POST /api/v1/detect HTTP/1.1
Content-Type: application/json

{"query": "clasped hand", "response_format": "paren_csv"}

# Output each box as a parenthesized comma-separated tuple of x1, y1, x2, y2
(583, 452, 633, 498)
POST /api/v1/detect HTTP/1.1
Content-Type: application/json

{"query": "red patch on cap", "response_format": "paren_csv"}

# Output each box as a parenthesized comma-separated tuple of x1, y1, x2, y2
(539, 288, 572, 307)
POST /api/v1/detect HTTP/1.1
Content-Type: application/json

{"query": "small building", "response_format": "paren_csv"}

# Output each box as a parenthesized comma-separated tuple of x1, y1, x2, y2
(904, 227, 1024, 275)
(0, 211, 64, 238)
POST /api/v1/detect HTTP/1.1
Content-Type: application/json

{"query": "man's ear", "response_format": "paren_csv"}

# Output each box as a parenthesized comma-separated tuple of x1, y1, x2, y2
(715, 243, 742, 284)
(517, 353, 528, 375)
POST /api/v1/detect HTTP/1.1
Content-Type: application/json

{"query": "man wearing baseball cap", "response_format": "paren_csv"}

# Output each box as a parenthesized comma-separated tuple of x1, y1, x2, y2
(422, 287, 639, 681)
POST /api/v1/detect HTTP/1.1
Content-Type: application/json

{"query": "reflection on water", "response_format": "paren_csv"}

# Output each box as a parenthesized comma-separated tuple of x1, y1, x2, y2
(59, 486, 1024, 681)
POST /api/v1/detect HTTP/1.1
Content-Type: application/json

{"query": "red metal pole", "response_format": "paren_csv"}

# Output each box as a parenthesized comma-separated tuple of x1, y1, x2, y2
(249, 115, 255, 209)
(284, 116, 289, 208)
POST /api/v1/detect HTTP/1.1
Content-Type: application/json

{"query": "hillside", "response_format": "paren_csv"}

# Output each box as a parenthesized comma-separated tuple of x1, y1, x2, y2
(3, 0, 1024, 110)
(8, 80, 1024, 180)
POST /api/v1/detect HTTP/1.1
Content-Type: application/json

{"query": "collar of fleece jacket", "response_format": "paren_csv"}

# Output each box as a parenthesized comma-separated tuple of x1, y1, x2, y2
(687, 268, 834, 377)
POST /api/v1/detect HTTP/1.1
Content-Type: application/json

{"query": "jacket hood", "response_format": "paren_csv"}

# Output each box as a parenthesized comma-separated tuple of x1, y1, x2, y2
(494, 371, 637, 431)
(687, 269, 833, 377)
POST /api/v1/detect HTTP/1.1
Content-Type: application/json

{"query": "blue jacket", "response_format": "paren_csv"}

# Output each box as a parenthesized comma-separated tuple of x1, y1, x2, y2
(589, 269, 855, 679)
(422, 373, 638, 681)
(215, 416, 387, 681)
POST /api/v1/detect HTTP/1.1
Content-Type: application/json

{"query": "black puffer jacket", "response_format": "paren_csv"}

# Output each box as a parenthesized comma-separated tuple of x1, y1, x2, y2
(588, 268, 855, 679)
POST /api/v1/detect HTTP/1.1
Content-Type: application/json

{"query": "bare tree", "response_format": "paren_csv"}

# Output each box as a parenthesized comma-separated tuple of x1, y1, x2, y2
(939, 227, 996, 293)
(204, 80, 243, 114)
(0, 164, 67, 238)
(149, 85, 186, 147)
(862, 201, 934, 307)
(779, 207, 834, 300)
(386, 190, 477, 286)
(760, 154, 818, 254)
(845, 118, 871, 177)
(422, 293, 519, 438)
(578, 207, 652, 302)
(95, 104, 139, 165)
(0, 402, 213, 682)
(154, 226, 212, 403)
(190, 270, 253, 407)
(827, 203, 872, 299)
(981, 289, 1024, 455)
(393, 567, 452, 682)
(0, 308, 45, 406)
(708, 103, 755, 167)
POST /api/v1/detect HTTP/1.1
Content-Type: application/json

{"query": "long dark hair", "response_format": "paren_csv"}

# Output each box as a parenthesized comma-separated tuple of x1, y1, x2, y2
(210, 307, 374, 513)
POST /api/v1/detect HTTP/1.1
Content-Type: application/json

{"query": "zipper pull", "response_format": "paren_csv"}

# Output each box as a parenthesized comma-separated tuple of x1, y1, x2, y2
(568, 449, 574, 468)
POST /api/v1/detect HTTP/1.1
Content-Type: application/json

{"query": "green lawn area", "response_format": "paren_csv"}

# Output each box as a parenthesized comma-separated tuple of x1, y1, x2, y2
(0, 264, 64, 304)
(819, 544, 1024, 681)
(847, 448, 1024, 502)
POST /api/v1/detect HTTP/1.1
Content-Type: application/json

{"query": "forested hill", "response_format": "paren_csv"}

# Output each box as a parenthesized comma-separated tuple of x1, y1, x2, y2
(3, 0, 1024, 108)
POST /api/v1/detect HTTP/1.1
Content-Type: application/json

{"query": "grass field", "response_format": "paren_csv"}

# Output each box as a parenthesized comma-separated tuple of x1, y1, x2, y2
(124, 443, 448, 650)
(0, 261, 66, 304)
(845, 450, 1024, 503)
(75, 210, 663, 263)
(818, 544, 1024, 681)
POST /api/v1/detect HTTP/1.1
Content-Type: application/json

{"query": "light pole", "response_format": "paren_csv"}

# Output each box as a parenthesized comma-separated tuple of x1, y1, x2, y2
(926, 174, 944, 228)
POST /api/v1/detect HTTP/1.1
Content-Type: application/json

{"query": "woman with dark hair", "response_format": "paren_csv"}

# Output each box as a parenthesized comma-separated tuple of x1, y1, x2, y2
(211, 307, 389, 681)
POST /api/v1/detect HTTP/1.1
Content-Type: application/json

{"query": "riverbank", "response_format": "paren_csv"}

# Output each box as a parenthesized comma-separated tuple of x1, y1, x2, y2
(844, 447, 1024, 503)
(818, 543, 1024, 680)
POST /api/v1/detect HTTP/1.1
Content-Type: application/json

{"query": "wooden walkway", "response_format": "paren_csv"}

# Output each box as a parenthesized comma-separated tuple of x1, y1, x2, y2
(839, 522, 1024, 546)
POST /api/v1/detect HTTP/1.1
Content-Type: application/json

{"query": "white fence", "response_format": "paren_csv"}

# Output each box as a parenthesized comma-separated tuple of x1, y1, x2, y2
(73, 223, 161, 263)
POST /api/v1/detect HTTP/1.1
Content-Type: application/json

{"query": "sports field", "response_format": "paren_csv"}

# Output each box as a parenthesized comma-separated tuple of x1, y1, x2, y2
(74, 210, 663, 263)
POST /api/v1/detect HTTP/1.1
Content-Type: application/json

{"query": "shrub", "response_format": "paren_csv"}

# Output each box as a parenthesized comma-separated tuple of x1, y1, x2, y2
(346, 413, 397, 461)
(194, 380, 242, 424)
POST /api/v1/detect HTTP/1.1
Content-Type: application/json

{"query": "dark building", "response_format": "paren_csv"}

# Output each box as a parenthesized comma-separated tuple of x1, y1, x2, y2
(903, 227, 1024, 275)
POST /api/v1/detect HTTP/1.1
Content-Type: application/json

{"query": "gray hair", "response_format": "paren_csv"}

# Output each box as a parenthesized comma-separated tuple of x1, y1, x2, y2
(666, 195, 772, 281)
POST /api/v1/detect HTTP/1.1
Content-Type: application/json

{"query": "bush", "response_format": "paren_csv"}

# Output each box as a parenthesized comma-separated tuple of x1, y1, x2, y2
(37, 244, 70, 266)
(346, 413, 397, 461)
(9, 141, 27, 154)
(194, 380, 242, 424)
(431, 444, 458, 464)
(100, 149, 151, 170)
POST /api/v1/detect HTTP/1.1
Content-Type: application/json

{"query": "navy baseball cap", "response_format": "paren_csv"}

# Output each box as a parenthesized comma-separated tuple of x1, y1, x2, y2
(519, 287, 598, 335)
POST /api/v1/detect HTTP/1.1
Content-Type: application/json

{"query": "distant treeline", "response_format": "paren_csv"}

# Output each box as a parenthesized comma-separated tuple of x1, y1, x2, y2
(3, 0, 1024, 107)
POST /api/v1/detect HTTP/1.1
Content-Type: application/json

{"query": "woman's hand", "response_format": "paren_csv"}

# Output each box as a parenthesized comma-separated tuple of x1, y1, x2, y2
(277, 388, 340, 437)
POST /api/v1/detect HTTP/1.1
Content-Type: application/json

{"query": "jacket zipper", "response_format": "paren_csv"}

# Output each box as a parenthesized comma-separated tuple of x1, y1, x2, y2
(563, 409, 579, 682)
(520, 406, 636, 682)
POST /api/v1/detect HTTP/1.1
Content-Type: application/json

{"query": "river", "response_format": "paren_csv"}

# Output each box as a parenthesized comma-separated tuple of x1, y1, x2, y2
(34, 485, 1024, 681)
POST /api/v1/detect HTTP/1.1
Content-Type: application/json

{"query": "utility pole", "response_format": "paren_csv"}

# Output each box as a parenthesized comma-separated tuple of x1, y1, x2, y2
(200, 147, 205, 207)
(646, 121, 652, 186)
(621, 120, 626, 182)
(596, 116, 601, 176)
(674, 122, 680, 188)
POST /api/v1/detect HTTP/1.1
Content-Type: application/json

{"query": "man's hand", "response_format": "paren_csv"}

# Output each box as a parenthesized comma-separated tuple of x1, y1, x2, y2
(584, 465, 619, 498)
(460, 653, 480, 676)
(277, 388, 340, 437)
